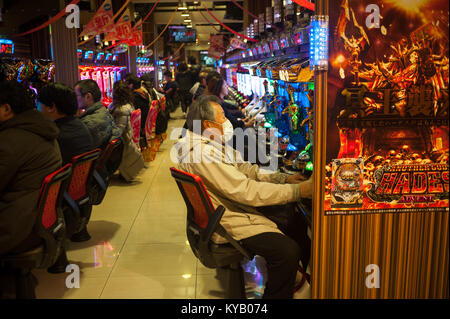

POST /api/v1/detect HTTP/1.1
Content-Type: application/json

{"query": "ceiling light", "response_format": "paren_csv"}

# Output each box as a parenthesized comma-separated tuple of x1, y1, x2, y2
(184, 19, 192, 23)
(181, 13, 190, 17)
(187, 25, 193, 28)
(178, 1, 188, 10)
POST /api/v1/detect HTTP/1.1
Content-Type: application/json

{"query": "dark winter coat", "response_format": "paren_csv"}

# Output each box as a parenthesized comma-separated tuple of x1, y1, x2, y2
(55, 116, 94, 164)
(0, 109, 62, 255)
(78, 101, 122, 150)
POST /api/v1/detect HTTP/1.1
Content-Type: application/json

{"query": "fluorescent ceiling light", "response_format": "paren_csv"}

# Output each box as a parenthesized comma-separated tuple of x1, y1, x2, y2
(178, 2, 188, 10)
(181, 13, 190, 17)
(184, 19, 192, 23)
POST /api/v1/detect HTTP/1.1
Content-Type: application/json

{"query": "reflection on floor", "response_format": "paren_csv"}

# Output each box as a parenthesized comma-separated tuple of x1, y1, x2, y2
(33, 109, 269, 299)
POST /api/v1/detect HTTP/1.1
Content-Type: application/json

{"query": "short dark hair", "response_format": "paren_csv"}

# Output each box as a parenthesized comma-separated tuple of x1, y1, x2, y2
(163, 71, 172, 78)
(38, 83, 78, 116)
(124, 73, 141, 90)
(112, 81, 134, 108)
(75, 79, 102, 103)
(186, 94, 222, 132)
(0, 80, 35, 114)
(206, 72, 224, 98)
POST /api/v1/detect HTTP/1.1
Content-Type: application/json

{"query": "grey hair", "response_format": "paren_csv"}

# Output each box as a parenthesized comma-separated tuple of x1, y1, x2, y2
(186, 94, 222, 132)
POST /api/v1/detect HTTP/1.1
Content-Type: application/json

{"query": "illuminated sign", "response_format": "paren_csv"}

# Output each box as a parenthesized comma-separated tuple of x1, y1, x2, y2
(96, 52, 105, 61)
(310, 15, 329, 70)
(0, 39, 14, 55)
(105, 53, 113, 61)
(112, 54, 119, 62)
(77, 49, 83, 59)
(84, 50, 94, 60)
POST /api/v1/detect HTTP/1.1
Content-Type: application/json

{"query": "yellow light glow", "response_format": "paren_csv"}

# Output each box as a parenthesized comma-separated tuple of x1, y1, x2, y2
(335, 54, 345, 64)
(384, 0, 428, 15)
(182, 274, 192, 279)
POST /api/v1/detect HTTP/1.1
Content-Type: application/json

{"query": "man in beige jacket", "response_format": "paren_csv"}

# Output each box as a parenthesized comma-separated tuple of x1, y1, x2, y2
(174, 95, 313, 299)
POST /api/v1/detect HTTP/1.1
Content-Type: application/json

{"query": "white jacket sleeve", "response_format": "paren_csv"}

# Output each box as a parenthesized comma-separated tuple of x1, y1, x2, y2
(190, 161, 301, 208)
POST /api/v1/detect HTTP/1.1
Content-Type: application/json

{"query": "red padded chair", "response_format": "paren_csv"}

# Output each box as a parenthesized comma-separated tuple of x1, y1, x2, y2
(63, 149, 102, 242)
(0, 164, 72, 298)
(89, 138, 124, 206)
(130, 109, 141, 149)
(170, 167, 253, 299)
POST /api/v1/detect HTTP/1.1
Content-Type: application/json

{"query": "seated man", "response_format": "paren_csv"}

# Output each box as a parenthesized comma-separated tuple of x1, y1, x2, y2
(175, 95, 313, 299)
(0, 80, 62, 256)
(74, 79, 121, 150)
(38, 82, 94, 164)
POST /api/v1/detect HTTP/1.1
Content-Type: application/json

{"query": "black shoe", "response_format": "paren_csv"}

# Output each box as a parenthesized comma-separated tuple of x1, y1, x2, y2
(70, 227, 91, 242)
(47, 250, 70, 274)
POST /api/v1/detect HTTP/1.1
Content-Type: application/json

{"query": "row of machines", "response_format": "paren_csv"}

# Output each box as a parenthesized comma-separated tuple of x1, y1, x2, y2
(78, 49, 127, 107)
(225, 57, 314, 178)
(136, 57, 154, 78)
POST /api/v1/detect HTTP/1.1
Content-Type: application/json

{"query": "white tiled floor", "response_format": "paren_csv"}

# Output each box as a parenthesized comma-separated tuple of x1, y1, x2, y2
(33, 110, 266, 299)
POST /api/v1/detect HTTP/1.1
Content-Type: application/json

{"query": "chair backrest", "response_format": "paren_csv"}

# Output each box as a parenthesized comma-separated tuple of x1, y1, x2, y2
(96, 138, 124, 175)
(68, 149, 102, 203)
(145, 101, 160, 141)
(36, 164, 72, 268)
(159, 96, 167, 111)
(170, 167, 215, 229)
(130, 109, 141, 149)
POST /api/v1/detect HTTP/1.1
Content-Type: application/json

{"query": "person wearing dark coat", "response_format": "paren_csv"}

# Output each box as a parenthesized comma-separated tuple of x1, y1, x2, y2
(124, 74, 152, 148)
(74, 79, 121, 150)
(0, 81, 62, 256)
(37, 83, 94, 164)
(175, 62, 194, 114)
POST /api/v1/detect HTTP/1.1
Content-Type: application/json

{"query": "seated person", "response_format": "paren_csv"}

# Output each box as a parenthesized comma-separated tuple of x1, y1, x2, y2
(124, 74, 151, 148)
(190, 70, 209, 102)
(108, 81, 145, 182)
(203, 72, 255, 129)
(0, 80, 62, 256)
(37, 83, 94, 164)
(74, 79, 121, 150)
(175, 95, 313, 299)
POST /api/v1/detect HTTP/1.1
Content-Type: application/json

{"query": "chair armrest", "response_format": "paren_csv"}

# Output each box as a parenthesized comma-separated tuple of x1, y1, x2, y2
(92, 170, 108, 192)
(204, 206, 253, 260)
(203, 205, 226, 243)
(63, 192, 80, 215)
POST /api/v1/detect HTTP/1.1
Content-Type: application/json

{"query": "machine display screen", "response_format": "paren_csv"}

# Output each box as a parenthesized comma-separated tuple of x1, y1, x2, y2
(168, 26, 197, 43)
(0, 39, 14, 55)
(96, 52, 105, 62)
(84, 50, 94, 61)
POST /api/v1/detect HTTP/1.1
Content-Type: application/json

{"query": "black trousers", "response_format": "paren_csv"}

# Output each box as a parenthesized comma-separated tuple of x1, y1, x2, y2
(179, 91, 192, 113)
(240, 203, 311, 299)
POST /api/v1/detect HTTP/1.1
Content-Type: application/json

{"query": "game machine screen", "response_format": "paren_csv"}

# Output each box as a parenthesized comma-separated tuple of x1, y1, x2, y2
(102, 67, 112, 102)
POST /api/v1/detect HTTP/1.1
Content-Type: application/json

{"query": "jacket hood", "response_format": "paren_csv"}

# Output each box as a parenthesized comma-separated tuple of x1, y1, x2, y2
(0, 109, 59, 141)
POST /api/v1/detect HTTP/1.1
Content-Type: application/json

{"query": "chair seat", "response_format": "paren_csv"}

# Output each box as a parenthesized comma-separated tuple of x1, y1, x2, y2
(0, 245, 44, 269)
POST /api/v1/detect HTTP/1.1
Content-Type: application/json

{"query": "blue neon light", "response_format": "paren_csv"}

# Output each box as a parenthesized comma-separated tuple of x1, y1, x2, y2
(309, 16, 329, 70)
